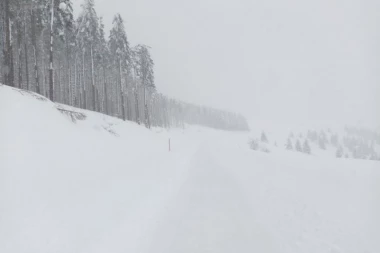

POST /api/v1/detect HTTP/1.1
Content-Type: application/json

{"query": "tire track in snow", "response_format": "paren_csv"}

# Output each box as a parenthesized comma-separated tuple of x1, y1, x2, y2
(139, 143, 276, 253)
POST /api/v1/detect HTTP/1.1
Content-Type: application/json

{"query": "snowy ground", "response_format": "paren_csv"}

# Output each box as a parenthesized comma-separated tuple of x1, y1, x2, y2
(1, 84, 379, 253)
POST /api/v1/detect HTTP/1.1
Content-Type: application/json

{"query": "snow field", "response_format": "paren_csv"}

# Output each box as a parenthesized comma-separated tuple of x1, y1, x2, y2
(1, 84, 379, 253)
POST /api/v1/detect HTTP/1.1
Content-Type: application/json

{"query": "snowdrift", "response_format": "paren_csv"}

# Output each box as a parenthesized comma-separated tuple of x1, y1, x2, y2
(0, 84, 379, 253)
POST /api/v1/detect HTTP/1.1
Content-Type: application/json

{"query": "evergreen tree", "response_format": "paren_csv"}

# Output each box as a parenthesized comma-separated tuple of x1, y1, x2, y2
(97, 17, 110, 114)
(302, 139, 311, 154)
(109, 13, 131, 120)
(286, 138, 293, 150)
(30, 0, 47, 94)
(260, 131, 268, 143)
(76, 0, 100, 109)
(134, 44, 154, 128)
(48, 0, 74, 101)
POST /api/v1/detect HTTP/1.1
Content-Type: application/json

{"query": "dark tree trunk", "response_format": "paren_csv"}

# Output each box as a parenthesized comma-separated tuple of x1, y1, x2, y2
(4, 0, 13, 87)
(143, 83, 150, 128)
(65, 36, 70, 105)
(82, 49, 86, 109)
(17, 20, 22, 88)
(24, 17, 29, 90)
(103, 61, 108, 115)
(73, 54, 77, 106)
(49, 0, 54, 101)
(134, 85, 140, 124)
(90, 44, 96, 111)
(118, 58, 125, 120)
(31, 9, 40, 94)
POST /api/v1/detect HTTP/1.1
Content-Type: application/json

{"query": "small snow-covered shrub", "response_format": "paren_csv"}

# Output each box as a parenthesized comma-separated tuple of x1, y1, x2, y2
(248, 138, 271, 153)
(248, 138, 259, 151)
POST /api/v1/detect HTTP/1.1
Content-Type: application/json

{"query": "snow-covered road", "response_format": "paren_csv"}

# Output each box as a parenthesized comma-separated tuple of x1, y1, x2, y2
(140, 143, 276, 253)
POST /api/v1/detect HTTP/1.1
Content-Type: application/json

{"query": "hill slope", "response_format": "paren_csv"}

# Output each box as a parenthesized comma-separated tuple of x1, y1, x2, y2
(0, 84, 379, 253)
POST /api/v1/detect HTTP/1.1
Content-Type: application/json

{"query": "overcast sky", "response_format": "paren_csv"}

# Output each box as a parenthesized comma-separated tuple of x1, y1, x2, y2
(74, 0, 379, 127)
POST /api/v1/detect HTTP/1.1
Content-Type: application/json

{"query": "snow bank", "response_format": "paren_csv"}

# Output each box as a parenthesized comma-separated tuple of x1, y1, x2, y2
(0, 84, 379, 253)
(0, 84, 198, 253)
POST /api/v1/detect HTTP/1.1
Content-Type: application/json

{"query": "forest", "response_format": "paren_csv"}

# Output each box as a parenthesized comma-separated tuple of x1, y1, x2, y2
(0, 0, 249, 131)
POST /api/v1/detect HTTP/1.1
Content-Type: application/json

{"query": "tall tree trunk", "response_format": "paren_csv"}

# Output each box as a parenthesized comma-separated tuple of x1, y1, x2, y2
(143, 80, 150, 128)
(133, 81, 140, 125)
(58, 63, 62, 102)
(82, 49, 86, 109)
(78, 55, 82, 107)
(49, 0, 54, 101)
(90, 44, 96, 111)
(4, 0, 13, 87)
(24, 16, 29, 90)
(40, 28, 46, 96)
(126, 91, 130, 121)
(31, 9, 40, 94)
(118, 58, 125, 120)
(134, 85, 140, 124)
(66, 37, 70, 105)
(17, 20, 22, 88)
(73, 54, 77, 106)
(103, 60, 108, 115)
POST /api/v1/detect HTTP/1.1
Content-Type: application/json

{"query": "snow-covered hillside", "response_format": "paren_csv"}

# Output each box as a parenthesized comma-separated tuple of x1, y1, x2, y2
(1, 84, 379, 253)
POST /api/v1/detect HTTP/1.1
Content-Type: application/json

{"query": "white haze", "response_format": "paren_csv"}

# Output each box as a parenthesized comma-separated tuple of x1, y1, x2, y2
(73, 0, 380, 128)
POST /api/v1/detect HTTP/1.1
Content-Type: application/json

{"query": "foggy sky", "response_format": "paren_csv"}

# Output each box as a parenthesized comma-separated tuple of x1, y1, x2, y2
(74, 0, 379, 127)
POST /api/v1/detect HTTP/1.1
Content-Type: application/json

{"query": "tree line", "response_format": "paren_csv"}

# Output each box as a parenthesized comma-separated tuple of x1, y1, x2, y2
(249, 128, 380, 160)
(0, 0, 249, 131)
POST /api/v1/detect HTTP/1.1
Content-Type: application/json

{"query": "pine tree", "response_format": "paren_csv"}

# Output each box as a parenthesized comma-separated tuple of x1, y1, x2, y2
(286, 138, 293, 150)
(109, 13, 131, 120)
(46, 0, 74, 101)
(260, 131, 268, 143)
(98, 17, 109, 115)
(302, 139, 311, 154)
(134, 44, 154, 128)
(76, 0, 100, 109)
(131, 49, 141, 124)
(30, 0, 44, 94)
